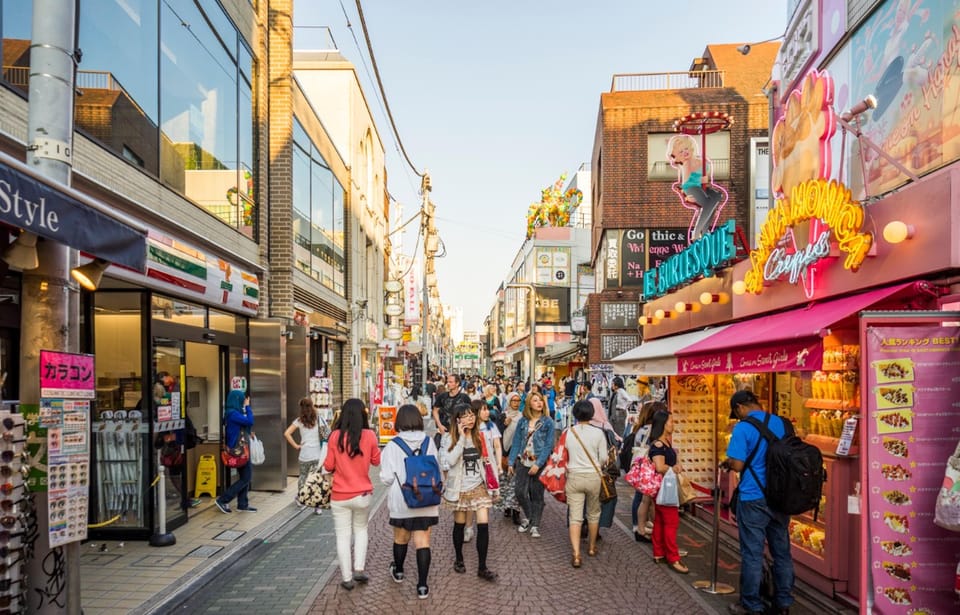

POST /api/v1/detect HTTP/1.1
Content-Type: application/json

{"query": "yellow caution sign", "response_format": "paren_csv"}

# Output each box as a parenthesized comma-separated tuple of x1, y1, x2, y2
(194, 454, 218, 498)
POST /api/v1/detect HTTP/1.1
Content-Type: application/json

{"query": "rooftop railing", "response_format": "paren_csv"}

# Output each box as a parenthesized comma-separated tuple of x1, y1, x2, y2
(610, 70, 724, 92)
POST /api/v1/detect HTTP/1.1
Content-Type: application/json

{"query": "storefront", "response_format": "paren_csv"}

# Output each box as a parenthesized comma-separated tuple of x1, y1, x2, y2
(612, 66, 960, 608)
(84, 230, 261, 539)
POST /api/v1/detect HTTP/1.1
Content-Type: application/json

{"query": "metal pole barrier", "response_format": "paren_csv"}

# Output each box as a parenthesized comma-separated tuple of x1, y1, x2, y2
(693, 467, 734, 594)
(150, 459, 176, 547)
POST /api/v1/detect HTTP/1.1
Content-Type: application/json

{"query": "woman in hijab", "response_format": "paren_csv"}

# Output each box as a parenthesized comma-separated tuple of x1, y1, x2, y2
(588, 398, 620, 539)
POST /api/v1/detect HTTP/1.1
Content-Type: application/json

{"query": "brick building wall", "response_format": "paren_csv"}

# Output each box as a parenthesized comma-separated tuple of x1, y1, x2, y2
(586, 43, 777, 364)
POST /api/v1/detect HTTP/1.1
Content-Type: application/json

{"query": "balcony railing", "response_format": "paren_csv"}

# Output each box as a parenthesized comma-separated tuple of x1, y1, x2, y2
(610, 70, 725, 92)
(649, 158, 730, 181)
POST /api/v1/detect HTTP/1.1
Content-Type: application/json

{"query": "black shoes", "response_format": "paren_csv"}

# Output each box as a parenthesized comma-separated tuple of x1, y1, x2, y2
(634, 531, 651, 543)
(353, 572, 369, 584)
(477, 568, 497, 582)
(389, 562, 404, 583)
(453, 560, 466, 574)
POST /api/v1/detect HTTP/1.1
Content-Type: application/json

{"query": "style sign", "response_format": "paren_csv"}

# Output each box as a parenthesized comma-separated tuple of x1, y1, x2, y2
(40, 350, 95, 399)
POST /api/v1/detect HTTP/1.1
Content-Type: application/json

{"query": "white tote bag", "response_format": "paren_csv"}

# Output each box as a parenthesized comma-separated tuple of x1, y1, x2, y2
(249, 434, 266, 466)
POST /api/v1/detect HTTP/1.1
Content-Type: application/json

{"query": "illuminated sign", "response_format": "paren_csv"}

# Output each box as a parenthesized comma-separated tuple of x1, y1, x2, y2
(642, 219, 737, 301)
(744, 179, 873, 296)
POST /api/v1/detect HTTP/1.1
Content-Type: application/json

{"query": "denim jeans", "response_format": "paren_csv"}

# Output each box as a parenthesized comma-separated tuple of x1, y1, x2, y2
(736, 497, 794, 611)
(218, 462, 252, 509)
(513, 463, 545, 527)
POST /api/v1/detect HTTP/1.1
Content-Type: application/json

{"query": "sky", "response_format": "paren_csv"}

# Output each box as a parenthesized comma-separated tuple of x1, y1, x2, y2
(292, 1, 788, 332)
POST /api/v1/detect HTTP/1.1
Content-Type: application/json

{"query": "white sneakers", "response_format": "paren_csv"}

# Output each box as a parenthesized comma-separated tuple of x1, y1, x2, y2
(464, 526, 474, 543)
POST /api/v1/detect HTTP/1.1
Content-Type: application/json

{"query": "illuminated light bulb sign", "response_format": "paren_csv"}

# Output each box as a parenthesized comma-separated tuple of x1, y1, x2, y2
(642, 219, 737, 301)
(744, 178, 873, 296)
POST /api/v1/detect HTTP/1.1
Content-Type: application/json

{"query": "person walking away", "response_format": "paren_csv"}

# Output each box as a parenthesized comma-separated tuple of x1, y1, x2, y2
(564, 400, 609, 567)
(284, 397, 329, 514)
(620, 401, 663, 542)
(499, 391, 523, 524)
(432, 373, 471, 447)
(507, 391, 555, 538)
(588, 398, 621, 539)
(323, 398, 382, 590)
(722, 390, 794, 615)
(440, 404, 498, 581)
(380, 404, 439, 599)
(648, 409, 688, 574)
(216, 390, 256, 513)
(609, 376, 634, 438)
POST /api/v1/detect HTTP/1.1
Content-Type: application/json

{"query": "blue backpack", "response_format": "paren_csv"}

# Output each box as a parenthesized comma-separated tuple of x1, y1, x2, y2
(393, 437, 443, 508)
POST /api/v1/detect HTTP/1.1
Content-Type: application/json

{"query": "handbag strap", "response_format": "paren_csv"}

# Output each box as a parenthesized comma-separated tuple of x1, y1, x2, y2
(570, 426, 603, 479)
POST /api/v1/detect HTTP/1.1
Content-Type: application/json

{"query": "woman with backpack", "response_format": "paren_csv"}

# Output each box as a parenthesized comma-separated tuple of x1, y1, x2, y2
(440, 403, 498, 582)
(620, 401, 664, 542)
(648, 409, 688, 574)
(380, 404, 439, 600)
(323, 398, 381, 590)
(284, 397, 330, 514)
(507, 391, 555, 539)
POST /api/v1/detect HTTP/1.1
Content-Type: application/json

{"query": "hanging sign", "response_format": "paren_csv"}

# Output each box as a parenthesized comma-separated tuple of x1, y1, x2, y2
(642, 219, 737, 301)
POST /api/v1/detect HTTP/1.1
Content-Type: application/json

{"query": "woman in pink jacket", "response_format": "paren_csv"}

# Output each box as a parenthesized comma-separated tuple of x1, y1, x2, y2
(323, 398, 381, 590)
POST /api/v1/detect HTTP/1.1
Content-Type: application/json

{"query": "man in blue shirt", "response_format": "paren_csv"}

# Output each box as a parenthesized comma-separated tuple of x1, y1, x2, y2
(722, 390, 794, 615)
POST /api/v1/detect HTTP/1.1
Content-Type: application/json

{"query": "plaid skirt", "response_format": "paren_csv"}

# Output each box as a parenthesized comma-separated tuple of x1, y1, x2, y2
(444, 483, 493, 512)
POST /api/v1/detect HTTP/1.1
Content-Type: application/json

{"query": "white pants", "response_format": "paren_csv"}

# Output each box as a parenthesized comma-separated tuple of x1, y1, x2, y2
(330, 494, 371, 582)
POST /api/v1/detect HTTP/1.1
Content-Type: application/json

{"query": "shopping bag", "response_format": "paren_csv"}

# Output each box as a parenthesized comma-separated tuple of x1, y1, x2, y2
(626, 456, 663, 498)
(539, 430, 569, 503)
(934, 439, 960, 532)
(298, 470, 332, 508)
(656, 467, 679, 507)
(677, 472, 699, 505)
(249, 435, 266, 466)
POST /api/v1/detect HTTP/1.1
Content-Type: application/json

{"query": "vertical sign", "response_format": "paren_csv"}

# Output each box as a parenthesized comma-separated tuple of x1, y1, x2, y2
(605, 230, 621, 288)
(39, 350, 95, 548)
(619, 229, 646, 287)
(404, 256, 420, 325)
(864, 325, 960, 614)
(750, 138, 770, 249)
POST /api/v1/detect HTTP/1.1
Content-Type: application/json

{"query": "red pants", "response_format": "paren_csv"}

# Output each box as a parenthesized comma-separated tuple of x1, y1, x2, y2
(652, 504, 680, 563)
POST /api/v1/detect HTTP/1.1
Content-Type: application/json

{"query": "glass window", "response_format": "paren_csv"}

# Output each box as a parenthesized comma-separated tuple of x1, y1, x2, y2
(648, 132, 730, 181)
(151, 296, 205, 328)
(208, 308, 238, 334)
(76, 0, 160, 175)
(293, 117, 346, 296)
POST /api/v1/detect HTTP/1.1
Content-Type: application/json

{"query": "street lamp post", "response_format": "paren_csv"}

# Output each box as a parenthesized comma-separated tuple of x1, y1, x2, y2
(506, 283, 536, 385)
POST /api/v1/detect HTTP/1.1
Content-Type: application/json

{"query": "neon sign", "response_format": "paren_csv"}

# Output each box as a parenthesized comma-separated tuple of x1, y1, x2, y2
(744, 178, 873, 296)
(643, 219, 736, 301)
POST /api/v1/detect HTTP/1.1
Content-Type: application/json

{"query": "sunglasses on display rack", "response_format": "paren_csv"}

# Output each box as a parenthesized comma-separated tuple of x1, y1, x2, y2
(0, 578, 21, 593)
(0, 418, 15, 431)
(0, 591, 26, 609)
(0, 556, 22, 574)
(0, 434, 23, 444)
(0, 485, 22, 497)
(0, 452, 25, 465)
(0, 516, 18, 529)
(0, 545, 24, 558)
(0, 466, 27, 480)
(0, 531, 23, 546)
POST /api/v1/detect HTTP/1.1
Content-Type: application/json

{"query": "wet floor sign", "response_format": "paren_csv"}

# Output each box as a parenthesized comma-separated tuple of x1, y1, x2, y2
(195, 454, 217, 498)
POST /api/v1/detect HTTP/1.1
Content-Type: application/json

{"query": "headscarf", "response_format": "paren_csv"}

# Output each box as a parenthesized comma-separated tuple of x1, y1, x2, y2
(589, 398, 622, 443)
(224, 389, 246, 415)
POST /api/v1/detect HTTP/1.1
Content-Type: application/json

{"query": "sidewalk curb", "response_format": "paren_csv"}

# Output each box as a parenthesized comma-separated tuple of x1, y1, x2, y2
(134, 503, 307, 615)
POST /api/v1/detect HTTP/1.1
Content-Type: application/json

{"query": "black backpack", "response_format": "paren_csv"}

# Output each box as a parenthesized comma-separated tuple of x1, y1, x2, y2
(742, 414, 826, 520)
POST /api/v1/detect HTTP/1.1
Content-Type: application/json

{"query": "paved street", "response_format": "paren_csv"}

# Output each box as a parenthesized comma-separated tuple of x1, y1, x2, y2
(167, 473, 849, 615)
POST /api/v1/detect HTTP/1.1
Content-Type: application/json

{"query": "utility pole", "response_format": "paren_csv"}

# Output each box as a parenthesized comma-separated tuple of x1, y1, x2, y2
(22, 1, 81, 613)
(420, 172, 432, 397)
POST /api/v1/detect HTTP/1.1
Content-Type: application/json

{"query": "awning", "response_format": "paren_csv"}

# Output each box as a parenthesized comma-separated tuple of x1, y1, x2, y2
(0, 151, 146, 271)
(609, 327, 730, 376)
(676, 283, 916, 374)
(540, 341, 581, 365)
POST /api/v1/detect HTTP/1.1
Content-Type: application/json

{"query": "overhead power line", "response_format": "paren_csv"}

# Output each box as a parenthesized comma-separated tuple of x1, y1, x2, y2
(354, 0, 424, 178)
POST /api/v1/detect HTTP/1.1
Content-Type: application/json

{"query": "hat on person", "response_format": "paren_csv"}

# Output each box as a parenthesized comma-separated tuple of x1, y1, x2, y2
(729, 390, 759, 419)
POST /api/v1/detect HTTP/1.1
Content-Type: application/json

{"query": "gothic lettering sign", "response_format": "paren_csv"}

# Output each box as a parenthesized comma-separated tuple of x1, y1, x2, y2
(619, 229, 646, 287)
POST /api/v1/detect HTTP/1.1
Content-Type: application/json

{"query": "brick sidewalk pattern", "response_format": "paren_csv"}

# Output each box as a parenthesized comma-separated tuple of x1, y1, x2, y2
(304, 492, 713, 614)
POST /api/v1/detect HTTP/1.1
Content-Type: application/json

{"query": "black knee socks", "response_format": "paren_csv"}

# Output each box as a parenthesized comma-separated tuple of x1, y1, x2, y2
(416, 547, 431, 588)
(453, 522, 465, 561)
(476, 523, 489, 570)
(393, 542, 408, 572)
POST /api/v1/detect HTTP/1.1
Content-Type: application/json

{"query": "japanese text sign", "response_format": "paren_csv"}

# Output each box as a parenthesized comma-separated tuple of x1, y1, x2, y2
(40, 350, 95, 399)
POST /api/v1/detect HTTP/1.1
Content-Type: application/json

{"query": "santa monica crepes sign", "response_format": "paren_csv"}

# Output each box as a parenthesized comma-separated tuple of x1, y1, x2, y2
(744, 178, 872, 296)
(643, 219, 736, 300)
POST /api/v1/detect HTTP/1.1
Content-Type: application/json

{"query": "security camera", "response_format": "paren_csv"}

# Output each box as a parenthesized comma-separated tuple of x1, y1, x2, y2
(737, 44, 750, 55)
(355, 299, 368, 309)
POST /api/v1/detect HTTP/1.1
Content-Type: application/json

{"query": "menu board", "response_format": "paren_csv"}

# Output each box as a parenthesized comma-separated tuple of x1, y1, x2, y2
(669, 375, 717, 491)
(600, 334, 639, 361)
(600, 302, 639, 329)
(864, 325, 960, 614)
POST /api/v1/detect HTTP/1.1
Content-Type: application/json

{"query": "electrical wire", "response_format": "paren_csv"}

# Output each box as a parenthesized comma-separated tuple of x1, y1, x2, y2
(354, 0, 424, 178)
(387, 210, 422, 237)
(397, 229, 423, 278)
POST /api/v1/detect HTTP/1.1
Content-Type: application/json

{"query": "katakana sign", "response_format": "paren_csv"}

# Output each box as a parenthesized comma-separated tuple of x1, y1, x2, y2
(40, 350, 96, 399)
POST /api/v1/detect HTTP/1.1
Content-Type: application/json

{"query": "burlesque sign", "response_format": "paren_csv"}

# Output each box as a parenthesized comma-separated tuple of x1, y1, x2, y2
(643, 219, 737, 301)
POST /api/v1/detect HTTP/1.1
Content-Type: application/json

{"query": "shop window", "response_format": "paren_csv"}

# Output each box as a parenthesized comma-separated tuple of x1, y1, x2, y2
(208, 308, 238, 334)
(648, 132, 730, 181)
(151, 296, 205, 328)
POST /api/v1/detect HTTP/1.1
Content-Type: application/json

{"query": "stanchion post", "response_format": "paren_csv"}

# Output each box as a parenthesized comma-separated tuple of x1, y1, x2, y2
(150, 457, 176, 547)
(693, 467, 735, 594)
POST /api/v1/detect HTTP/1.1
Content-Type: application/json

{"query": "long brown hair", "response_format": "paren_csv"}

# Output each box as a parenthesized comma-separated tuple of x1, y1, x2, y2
(447, 404, 482, 452)
(523, 392, 546, 421)
(298, 397, 317, 428)
(632, 400, 663, 434)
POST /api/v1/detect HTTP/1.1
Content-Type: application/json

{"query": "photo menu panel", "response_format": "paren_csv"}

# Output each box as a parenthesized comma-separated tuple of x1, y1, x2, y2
(864, 325, 960, 613)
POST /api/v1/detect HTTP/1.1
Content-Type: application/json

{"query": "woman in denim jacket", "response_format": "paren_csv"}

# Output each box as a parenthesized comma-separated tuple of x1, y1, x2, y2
(507, 392, 555, 538)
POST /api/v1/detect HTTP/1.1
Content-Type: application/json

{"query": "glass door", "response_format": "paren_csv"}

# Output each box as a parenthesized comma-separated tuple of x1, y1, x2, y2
(153, 337, 187, 528)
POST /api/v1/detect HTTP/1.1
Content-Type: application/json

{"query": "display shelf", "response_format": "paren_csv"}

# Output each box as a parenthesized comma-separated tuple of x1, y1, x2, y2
(792, 541, 827, 565)
(821, 361, 857, 371)
(804, 434, 860, 457)
(804, 399, 859, 411)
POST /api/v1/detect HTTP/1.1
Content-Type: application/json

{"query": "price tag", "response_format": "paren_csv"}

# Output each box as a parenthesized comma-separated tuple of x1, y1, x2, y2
(835, 417, 858, 456)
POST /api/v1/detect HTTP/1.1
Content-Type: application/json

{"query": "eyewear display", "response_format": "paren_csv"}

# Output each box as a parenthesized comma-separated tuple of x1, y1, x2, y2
(0, 530, 23, 545)
(0, 485, 22, 497)
(0, 452, 26, 465)
(0, 545, 24, 558)
(0, 435, 25, 444)
(0, 418, 14, 430)
(0, 556, 22, 573)
(0, 578, 21, 592)
(0, 517, 17, 529)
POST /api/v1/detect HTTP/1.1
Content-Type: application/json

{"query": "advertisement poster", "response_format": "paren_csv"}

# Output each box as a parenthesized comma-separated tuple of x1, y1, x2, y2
(864, 325, 960, 613)
(378, 406, 397, 445)
(848, 1, 960, 196)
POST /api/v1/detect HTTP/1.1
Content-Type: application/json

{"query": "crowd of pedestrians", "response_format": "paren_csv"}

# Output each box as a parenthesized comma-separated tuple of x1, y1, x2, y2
(287, 372, 794, 614)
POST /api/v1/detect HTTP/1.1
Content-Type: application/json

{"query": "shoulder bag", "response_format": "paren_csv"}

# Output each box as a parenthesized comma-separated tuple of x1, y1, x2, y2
(571, 427, 617, 503)
(221, 432, 250, 468)
(479, 436, 500, 493)
(538, 429, 569, 503)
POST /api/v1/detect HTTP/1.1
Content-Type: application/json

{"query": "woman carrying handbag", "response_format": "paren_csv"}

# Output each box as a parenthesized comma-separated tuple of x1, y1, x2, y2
(564, 400, 609, 568)
(648, 409, 688, 574)
(216, 390, 256, 514)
